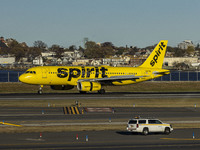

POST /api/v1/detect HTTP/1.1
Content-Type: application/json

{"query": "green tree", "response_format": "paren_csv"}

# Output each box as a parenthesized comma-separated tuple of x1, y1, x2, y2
(101, 42, 114, 48)
(69, 45, 77, 51)
(196, 43, 200, 56)
(166, 46, 174, 52)
(33, 40, 47, 52)
(186, 46, 195, 56)
(84, 41, 101, 58)
(115, 46, 126, 55)
(8, 40, 27, 62)
(49, 44, 64, 58)
(27, 47, 42, 61)
(101, 46, 115, 57)
(84, 41, 115, 58)
(173, 47, 186, 57)
(128, 46, 139, 55)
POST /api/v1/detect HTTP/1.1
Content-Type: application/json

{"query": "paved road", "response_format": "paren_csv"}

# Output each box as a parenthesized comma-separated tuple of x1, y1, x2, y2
(1, 92, 200, 100)
(0, 107, 200, 122)
(0, 129, 200, 149)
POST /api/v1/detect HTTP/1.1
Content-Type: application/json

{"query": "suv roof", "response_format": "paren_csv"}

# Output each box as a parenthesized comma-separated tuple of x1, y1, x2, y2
(130, 117, 158, 120)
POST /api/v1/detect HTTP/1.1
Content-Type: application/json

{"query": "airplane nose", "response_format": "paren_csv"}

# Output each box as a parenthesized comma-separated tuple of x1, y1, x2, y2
(19, 74, 26, 83)
(19, 74, 32, 83)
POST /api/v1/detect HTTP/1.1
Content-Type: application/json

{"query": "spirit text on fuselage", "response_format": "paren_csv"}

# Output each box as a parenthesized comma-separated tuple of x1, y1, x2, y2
(57, 67, 108, 81)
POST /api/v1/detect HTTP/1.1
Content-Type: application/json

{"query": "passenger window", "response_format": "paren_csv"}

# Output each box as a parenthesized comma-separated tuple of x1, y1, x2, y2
(155, 120, 162, 124)
(148, 120, 162, 124)
(139, 120, 146, 124)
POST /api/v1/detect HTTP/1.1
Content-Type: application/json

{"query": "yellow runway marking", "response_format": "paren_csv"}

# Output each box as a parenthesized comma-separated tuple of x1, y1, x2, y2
(161, 138, 200, 141)
(63, 107, 67, 114)
(67, 107, 71, 114)
(0, 122, 23, 127)
(71, 107, 75, 114)
(75, 107, 80, 114)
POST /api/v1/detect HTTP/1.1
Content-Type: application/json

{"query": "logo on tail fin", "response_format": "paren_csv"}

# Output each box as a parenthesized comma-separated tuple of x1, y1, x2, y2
(150, 42, 166, 67)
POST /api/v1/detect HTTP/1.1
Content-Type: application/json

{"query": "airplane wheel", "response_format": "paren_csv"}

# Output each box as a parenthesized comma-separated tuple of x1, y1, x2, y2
(38, 90, 42, 94)
(79, 91, 87, 94)
(98, 89, 105, 94)
(38, 85, 43, 94)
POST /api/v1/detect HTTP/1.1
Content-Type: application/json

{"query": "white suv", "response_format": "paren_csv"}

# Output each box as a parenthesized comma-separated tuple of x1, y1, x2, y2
(127, 118, 173, 135)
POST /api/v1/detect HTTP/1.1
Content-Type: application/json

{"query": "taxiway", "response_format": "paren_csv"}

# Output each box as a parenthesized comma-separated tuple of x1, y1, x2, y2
(0, 129, 200, 150)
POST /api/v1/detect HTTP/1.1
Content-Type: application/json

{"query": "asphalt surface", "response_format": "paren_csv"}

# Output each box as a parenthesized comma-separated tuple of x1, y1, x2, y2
(0, 107, 200, 122)
(1, 92, 200, 100)
(1, 92, 200, 149)
(0, 129, 200, 149)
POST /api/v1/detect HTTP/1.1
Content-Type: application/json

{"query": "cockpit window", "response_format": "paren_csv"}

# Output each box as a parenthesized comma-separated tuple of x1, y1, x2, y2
(25, 71, 36, 74)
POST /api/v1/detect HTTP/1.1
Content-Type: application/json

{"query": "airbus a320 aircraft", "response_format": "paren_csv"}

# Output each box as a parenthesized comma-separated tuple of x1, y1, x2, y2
(19, 40, 169, 94)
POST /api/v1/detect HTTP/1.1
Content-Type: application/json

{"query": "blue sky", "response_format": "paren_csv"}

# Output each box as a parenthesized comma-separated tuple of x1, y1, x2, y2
(1, 0, 200, 48)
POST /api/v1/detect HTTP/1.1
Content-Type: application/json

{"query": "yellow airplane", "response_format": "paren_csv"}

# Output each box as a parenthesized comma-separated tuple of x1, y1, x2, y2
(19, 40, 170, 94)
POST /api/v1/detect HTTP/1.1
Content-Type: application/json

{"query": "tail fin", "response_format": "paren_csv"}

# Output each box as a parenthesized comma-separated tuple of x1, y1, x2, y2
(140, 40, 168, 69)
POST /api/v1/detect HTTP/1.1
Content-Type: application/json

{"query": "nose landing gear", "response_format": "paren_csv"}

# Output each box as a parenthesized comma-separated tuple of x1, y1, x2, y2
(98, 89, 105, 94)
(38, 85, 43, 94)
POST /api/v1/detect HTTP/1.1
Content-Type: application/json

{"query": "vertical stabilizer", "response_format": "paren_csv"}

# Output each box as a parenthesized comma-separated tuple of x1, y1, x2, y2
(140, 40, 168, 69)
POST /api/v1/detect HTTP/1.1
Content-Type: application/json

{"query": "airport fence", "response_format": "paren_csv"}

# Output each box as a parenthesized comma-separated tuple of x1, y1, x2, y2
(154, 71, 200, 81)
(1, 70, 200, 82)
(0, 71, 24, 82)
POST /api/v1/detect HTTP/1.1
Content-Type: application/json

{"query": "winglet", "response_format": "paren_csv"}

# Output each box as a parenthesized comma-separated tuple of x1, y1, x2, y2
(140, 40, 168, 69)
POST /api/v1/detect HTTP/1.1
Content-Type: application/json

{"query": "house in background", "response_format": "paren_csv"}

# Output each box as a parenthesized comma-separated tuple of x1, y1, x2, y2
(178, 40, 195, 50)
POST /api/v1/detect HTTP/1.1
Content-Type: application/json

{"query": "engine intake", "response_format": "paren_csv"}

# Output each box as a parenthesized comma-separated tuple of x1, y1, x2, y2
(77, 82, 101, 92)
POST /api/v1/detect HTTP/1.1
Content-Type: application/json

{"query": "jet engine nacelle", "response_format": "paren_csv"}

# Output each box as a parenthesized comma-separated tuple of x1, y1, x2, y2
(77, 82, 101, 92)
(50, 85, 74, 90)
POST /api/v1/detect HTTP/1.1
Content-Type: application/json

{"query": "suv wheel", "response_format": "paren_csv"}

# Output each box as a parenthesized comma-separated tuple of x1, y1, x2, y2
(142, 128, 149, 135)
(164, 127, 171, 135)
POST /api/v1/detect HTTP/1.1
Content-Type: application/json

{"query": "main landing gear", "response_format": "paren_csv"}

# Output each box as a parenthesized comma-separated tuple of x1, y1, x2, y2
(79, 89, 106, 94)
(98, 89, 105, 94)
(38, 85, 43, 94)
(79, 91, 87, 94)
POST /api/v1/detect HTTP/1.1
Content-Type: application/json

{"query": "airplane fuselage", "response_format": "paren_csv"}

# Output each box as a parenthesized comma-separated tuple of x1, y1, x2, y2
(19, 65, 168, 86)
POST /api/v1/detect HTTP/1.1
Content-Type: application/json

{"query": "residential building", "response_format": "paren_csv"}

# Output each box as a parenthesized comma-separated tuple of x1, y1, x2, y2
(178, 40, 195, 50)
(164, 57, 198, 67)
(0, 57, 15, 65)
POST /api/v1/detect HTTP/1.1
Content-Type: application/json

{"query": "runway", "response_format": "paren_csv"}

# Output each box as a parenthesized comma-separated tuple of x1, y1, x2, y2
(1, 92, 200, 149)
(0, 107, 200, 123)
(0, 129, 200, 149)
(1, 92, 200, 100)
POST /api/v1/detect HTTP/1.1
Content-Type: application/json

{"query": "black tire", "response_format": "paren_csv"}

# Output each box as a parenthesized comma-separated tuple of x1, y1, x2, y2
(164, 127, 171, 135)
(98, 89, 105, 94)
(38, 90, 42, 94)
(142, 128, 149, 135)
(79, 91, 87, 94)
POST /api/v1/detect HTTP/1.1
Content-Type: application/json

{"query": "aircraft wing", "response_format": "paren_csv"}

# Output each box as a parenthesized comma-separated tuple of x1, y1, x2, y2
(153, 71, 170, 76)
(78, 75, 146, 83)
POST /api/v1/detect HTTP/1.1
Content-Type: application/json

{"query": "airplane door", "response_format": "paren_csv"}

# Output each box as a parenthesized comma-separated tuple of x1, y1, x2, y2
(42, 68, 47, 78)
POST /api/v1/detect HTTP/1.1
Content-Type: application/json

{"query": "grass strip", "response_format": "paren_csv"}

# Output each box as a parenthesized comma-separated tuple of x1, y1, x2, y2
(1, 81, 200, 93)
